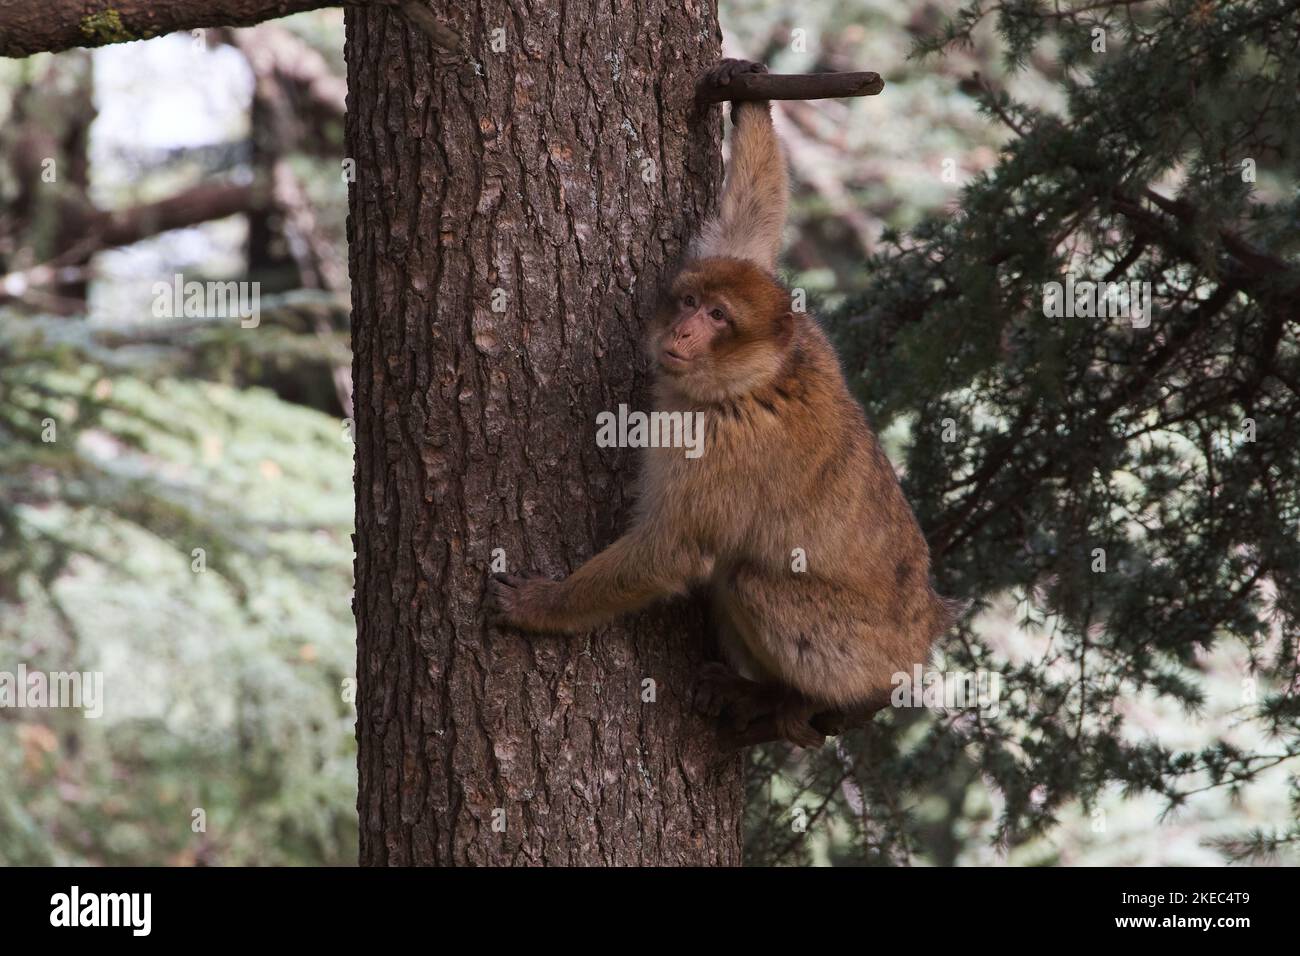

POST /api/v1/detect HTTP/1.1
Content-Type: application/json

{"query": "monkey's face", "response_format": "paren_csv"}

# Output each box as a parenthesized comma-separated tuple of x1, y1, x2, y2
(653, 257, 793, 402)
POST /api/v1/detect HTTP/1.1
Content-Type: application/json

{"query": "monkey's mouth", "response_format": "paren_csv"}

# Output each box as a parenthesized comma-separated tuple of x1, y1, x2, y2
(659, 348, 690, 371)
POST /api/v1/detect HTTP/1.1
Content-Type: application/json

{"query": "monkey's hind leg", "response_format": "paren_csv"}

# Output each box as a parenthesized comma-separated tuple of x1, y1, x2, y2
(694, 662, 782, 730)
(693, 661, 756, 719)
(745, 687, 826, 750)
(723, 689, 826, 750)
(694, 662, 827, 750)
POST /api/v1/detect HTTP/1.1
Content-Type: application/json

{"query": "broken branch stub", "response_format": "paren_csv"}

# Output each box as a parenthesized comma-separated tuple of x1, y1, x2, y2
(696, 71, 885, 105)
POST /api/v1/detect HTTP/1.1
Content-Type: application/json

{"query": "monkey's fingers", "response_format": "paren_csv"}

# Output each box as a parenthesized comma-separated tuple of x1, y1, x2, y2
(693, 662, 750, 717)
(486, 572, 545, 627)
(723, 690, 779, 733)
(716, 699, 830, 750)
(486, 574, 517, 624)
(706, 58, 768, 89)
(717, 717, 777, 751)
(776, 714, 827, 750)
(693, 684, 726, 718)
(717, 713, 824, 751)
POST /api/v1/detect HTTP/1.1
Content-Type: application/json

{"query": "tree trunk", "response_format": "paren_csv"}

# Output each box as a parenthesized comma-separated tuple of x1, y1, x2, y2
(346, 2, 743, 865)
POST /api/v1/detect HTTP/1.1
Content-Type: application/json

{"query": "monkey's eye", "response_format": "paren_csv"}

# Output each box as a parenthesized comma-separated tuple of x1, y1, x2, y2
(682, 294, 696, 308)
(709, 308, 727, 324)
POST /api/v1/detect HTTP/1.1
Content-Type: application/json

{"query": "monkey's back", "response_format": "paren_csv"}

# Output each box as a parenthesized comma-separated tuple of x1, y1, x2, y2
(650, 320, 953, 706)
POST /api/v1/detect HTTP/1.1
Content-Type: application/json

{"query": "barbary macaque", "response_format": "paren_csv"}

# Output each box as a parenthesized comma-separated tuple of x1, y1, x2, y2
(491, 59, 963, 748)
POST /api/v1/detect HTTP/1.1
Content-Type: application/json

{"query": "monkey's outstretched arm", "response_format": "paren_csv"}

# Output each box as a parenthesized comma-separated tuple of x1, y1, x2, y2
(691, 60, 789, 273)
(490, 519, 710, 634)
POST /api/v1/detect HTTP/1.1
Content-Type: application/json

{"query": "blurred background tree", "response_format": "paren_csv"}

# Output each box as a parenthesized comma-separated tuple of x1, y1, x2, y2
(0, 14, 356, 864)
(1, 0, 1296, 865)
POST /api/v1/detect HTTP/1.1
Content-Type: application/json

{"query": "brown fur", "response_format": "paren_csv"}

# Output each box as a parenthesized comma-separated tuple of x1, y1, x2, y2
(490, 60, 958, 744)
(639, 295, 953, 709)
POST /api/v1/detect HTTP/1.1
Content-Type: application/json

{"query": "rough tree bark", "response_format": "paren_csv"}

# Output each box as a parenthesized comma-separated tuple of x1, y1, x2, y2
(346, 2, 745, 864)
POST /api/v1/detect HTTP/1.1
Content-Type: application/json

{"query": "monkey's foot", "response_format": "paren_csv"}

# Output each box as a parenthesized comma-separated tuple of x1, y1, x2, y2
(716, 692, 829, 750)
(694, 665, 797, 744)
(701, 679, 827, 749)
(693, 662, 758, 718)
(809, 709, 849, 737)
(774, 706, 827, 750)
(718, 711, 826, 750)
(723, 685, 783, 733)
